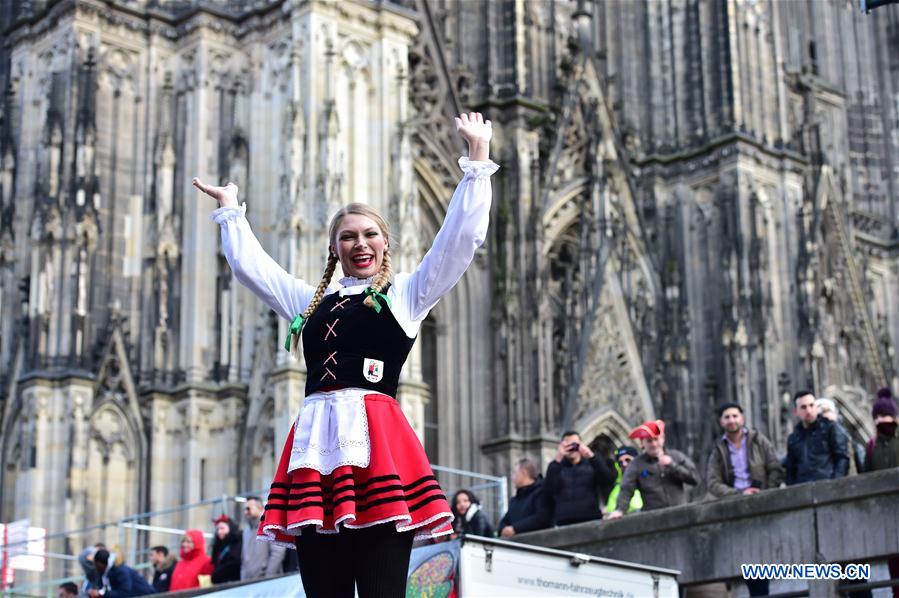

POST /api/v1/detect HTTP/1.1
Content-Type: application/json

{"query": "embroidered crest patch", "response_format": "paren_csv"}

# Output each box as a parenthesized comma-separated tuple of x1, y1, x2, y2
(363, 358, 384, 383)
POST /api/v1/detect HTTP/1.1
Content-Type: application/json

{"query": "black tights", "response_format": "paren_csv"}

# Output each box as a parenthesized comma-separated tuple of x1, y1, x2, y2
(295, 524, 415, 598)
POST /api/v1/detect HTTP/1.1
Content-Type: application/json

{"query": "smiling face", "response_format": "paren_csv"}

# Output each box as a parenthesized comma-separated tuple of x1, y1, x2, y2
(719, 407, 744, 434)
(181, 536, 194, 553)
(331, 213, 388, 280)
(454, 492, 471, 516)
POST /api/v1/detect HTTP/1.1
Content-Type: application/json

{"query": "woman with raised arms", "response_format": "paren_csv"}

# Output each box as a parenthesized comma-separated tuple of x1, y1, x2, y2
(192, 111, 498, 597)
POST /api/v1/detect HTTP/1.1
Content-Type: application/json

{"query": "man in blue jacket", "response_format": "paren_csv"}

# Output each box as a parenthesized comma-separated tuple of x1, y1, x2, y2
(785, 390, 850, 485)
(87, 549, 154, 598)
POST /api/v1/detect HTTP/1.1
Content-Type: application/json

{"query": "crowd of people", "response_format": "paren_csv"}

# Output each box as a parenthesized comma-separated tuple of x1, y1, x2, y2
(449, 387, 899, 596)
(449, 387, 897, 538)
(64, 496, 298, 598)
(58, 387, 896, 597)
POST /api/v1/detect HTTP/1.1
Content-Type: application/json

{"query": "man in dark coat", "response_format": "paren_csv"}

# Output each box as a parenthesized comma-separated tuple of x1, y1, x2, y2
(150, 545, 177, 593)
(785, 390, 849, 485)
(498, 457, 550, 537)
(543, 431, 615, 526)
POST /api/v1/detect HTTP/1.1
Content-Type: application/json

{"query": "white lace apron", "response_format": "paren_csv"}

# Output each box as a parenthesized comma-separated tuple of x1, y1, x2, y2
(287, 387, 371, 475)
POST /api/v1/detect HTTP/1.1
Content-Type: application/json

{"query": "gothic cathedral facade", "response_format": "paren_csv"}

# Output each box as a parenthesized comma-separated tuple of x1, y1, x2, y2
(0, 0, 897, 571)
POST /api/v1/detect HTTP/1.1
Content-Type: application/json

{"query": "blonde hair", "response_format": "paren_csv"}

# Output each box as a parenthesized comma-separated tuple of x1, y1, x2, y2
(301, 203, 394, 319)
(301, 253, 338, 321)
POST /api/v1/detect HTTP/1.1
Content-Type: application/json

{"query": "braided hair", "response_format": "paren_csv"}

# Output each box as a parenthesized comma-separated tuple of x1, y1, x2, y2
(301, 252, 339, 320)
(363, 246, 393, 310)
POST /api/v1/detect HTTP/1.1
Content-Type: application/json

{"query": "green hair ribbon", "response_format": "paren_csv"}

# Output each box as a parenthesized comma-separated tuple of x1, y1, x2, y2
(283, 314, 305, 351)
(363, 287, 392, 313)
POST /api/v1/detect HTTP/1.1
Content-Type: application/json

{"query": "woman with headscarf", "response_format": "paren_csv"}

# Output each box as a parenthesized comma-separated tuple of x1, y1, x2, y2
(169, 529, 213, 592)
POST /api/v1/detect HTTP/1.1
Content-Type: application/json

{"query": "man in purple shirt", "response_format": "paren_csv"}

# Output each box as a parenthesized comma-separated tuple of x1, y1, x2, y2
(706, 403, 784, 499)
(725, 424, 752, 493)
(706, 403, 785, 597)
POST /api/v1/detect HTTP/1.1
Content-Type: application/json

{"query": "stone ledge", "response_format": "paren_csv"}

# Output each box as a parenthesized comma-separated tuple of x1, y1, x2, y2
(515, 469, 899, 585)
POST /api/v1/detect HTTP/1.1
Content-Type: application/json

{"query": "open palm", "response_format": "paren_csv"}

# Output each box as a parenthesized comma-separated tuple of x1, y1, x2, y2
(192, 178, 239, 209)
(455, 112, 492, 147)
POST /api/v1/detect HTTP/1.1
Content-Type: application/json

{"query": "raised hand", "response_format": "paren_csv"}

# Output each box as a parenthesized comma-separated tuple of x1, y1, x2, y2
(555, 440, 570, 463)
(454, 112, 492, 161)
(192, 177, 239, 209)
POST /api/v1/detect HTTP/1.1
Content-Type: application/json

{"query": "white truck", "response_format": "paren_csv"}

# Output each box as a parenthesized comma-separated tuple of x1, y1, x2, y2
(203, 535, 679, 597)
(455, 536, 679, 598)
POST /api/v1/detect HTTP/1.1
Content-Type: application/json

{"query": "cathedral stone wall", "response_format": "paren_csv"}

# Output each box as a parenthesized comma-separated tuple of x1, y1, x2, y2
(0, 0, 896, 578)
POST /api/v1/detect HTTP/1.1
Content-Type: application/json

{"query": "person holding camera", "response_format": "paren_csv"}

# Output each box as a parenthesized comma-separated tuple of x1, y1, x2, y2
(543, 431, 615, 526)
(607, 420, 698, 520)
(706, 403, 784, 499)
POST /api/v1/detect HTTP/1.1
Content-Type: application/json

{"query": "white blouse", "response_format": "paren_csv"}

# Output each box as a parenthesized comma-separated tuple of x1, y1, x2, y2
(212, 156, 499, 474)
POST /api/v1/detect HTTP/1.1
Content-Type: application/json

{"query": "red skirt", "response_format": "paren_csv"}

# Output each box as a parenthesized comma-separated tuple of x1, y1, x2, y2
(258, 393, 454, 547)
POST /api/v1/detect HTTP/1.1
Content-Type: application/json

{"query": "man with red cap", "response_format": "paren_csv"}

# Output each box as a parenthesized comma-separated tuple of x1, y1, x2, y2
(607, 420, 698, 520)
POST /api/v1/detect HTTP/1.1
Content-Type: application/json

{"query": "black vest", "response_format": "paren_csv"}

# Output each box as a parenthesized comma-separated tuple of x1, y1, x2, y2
(301, 287, 416, 397)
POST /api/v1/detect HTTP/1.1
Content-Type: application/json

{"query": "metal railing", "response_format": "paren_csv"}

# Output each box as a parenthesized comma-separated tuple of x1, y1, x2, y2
(431, 464, 508, 531)
(0, 489, 268, 598)
(1, 464, 507, 597)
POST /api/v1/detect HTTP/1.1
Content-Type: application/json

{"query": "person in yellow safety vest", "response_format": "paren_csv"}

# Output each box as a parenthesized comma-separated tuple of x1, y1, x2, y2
(606, 446, 643, 513)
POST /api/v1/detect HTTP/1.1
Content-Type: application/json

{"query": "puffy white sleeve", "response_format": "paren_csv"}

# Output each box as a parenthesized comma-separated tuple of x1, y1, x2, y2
(212, 203, 316, 321)
(391, 157, 500, 331)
